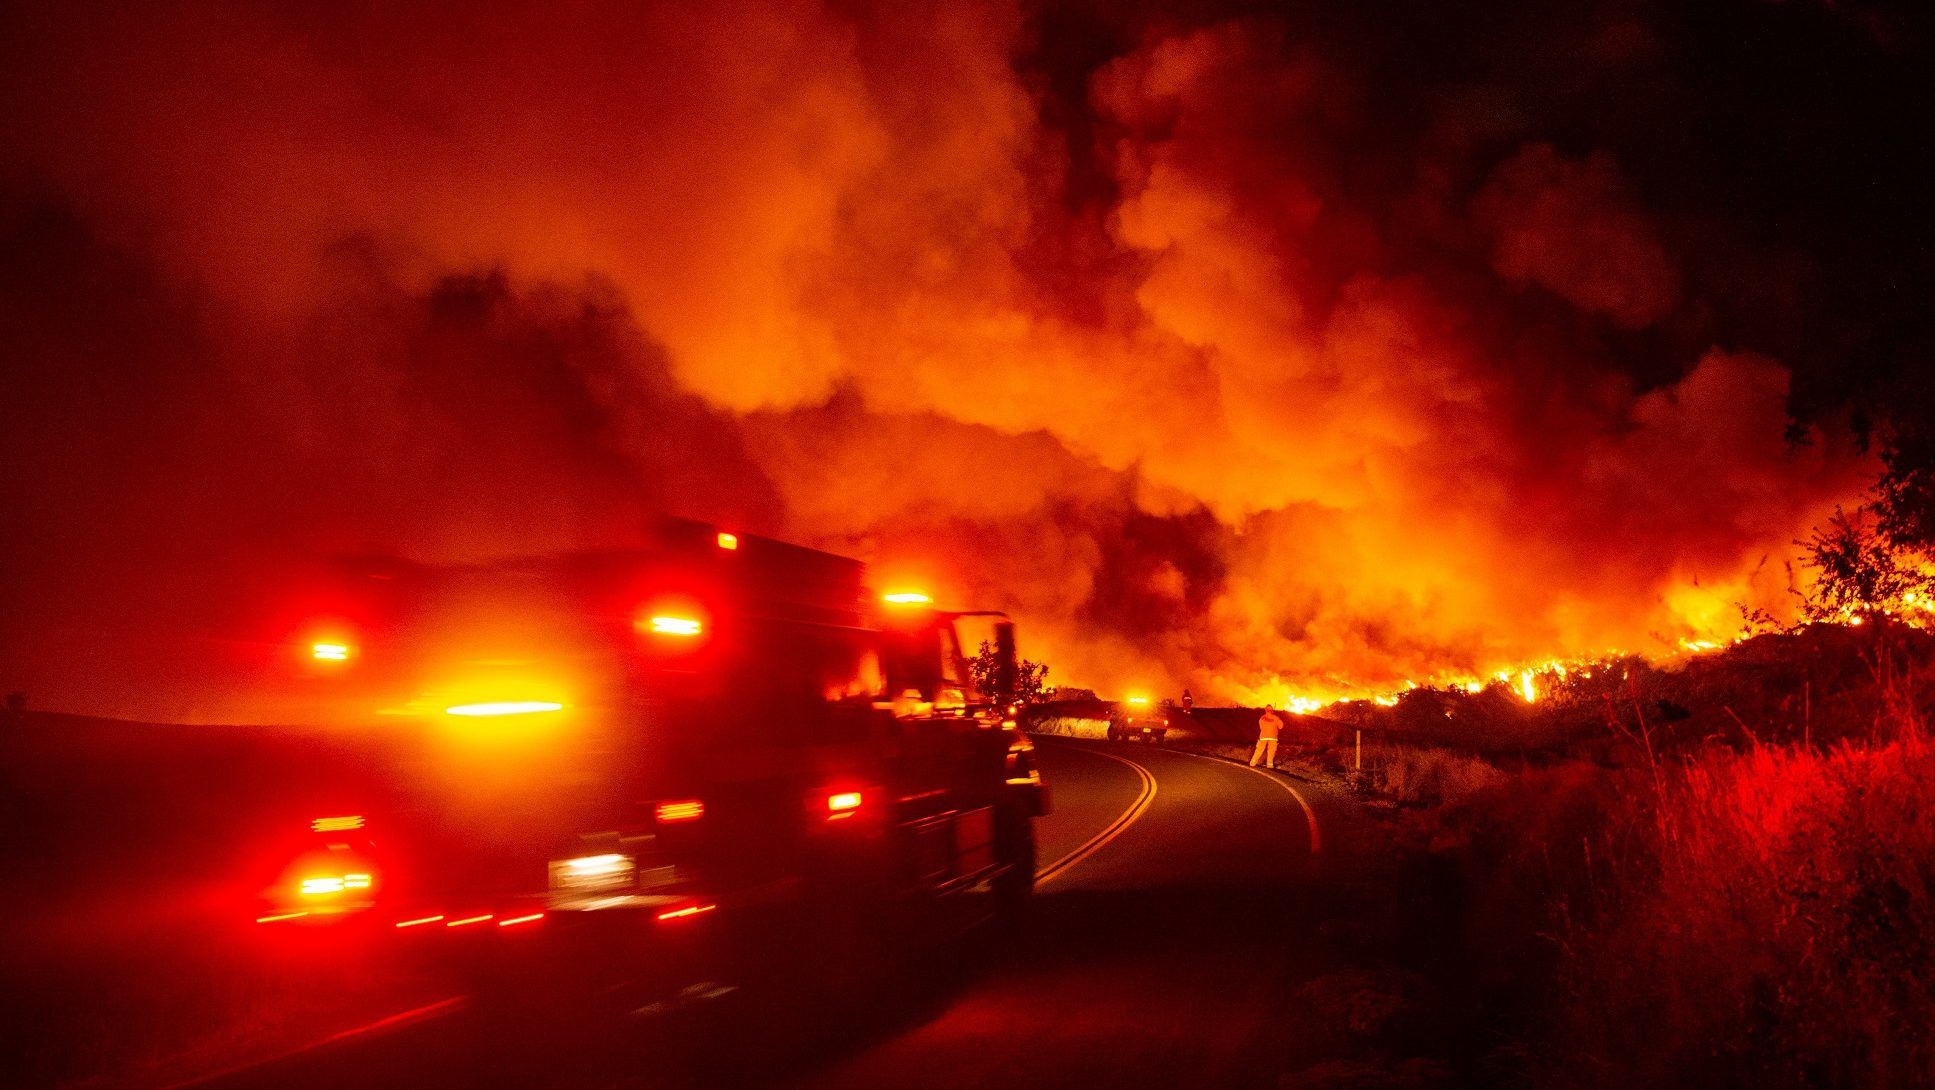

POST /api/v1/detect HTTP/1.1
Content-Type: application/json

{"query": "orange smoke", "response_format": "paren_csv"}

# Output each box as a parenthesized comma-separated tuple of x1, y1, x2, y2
(0, 2, 1876, 717)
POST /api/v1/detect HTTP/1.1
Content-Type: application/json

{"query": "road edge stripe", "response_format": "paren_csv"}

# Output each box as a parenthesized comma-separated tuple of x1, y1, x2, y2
(1033, 746, 1157, 886)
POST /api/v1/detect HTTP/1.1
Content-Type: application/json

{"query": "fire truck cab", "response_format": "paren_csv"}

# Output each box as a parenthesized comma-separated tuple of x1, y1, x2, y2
(251, 520, 1047, 1009)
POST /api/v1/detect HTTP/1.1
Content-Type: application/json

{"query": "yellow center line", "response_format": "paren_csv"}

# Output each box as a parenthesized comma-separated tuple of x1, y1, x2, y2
(1034, 746, 1158, 886)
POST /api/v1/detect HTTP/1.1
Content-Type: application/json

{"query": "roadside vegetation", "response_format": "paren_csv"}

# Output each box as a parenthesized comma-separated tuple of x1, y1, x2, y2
(1257, 619, 1935, 1089)
(1266, 471, 1935, 1089)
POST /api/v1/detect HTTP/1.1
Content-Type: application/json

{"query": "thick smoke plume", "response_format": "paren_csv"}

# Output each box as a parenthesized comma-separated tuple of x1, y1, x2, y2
(2, 0, 1907, 718)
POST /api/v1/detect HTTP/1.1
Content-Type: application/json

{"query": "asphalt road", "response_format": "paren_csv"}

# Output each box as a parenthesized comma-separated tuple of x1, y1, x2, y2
(775, 737, 1331, 1089)
(194, 737, 1338, 1090)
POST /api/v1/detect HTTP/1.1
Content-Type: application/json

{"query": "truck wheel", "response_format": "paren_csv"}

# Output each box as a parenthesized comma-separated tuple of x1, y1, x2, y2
(991, 802, 1036, 932)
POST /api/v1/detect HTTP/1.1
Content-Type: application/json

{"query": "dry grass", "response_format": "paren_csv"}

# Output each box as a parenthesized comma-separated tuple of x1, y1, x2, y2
(1356, 625, 1935, 1087)
(1548, 738, 1935, 1089)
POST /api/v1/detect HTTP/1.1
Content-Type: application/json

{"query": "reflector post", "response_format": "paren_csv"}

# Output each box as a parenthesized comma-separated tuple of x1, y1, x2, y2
(498, 913, 545, 927)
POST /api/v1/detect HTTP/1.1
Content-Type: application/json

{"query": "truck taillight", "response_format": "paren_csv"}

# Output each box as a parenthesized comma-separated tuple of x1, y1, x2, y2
(311, 642, 352, 661)
(826, 791, 864, 819)
(654, 799, 704, 824)
(716, 532, 738, 550)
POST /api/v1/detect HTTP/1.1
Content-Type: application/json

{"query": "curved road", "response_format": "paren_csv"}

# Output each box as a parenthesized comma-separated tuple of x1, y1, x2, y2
(196, 737, 1341, 1089)
(779, 737, 1333, 1089)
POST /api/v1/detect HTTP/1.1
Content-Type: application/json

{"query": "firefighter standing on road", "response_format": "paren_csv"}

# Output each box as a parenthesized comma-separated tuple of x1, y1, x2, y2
(1250, 704, 1284, 769)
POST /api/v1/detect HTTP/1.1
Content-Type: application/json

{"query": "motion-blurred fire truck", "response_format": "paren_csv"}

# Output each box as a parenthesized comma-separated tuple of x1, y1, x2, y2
(248, 519, 1048, 1010)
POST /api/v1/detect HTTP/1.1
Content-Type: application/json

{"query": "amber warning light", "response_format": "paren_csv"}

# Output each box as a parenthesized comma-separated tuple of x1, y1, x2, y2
(655, 799, 705, 824)
(311, 642, 351, 662)
(444, 701, 565, 717)
(648, 615, 703, 636)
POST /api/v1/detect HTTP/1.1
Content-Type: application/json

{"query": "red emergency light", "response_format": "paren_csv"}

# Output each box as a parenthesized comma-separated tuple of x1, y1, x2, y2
(826, 790, 864, 821)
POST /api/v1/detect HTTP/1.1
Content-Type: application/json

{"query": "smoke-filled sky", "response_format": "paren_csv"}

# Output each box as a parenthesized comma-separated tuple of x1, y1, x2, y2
(3, 0, 1929, 718)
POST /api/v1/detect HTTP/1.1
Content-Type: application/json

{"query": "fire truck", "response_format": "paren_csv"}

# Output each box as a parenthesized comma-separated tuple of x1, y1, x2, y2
(247, 519, 1048, 1012)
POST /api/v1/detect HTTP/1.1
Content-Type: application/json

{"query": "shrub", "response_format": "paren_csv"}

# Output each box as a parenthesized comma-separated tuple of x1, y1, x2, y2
(1373, 745, 1507, 807)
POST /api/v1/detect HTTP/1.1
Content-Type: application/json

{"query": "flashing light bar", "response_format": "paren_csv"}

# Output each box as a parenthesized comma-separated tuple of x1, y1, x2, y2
(648, 615, 703, 636)
(882, 592, 931, 605)
(311, 642, 351, 661)
(654, 799, 705, 824)
(716, 532, 738, 550)
(311, 815, 364, 832)
(444, 701, 564, 717)
(1126, 696, 1150, 705)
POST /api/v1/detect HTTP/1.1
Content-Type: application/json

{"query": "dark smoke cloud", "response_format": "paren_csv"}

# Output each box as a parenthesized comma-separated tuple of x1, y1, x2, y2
(1, 0, 1921, 715)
